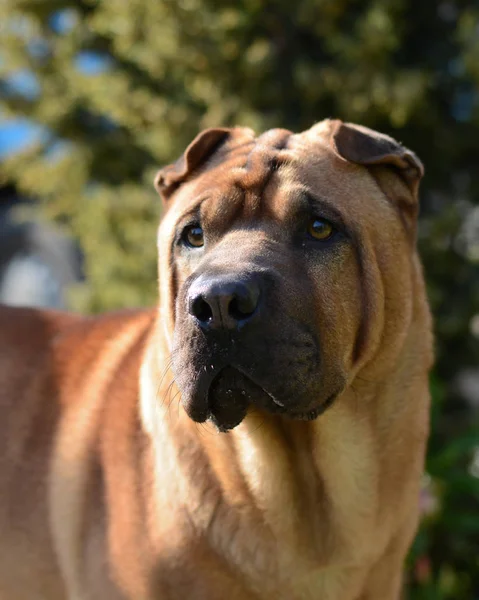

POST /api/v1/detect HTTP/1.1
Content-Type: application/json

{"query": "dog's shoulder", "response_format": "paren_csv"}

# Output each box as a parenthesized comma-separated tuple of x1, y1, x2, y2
(0, 303, 79, 342)
(0, 303, 154, 352)
(0, 304, 80, 380)
(0, 304, 155, 405)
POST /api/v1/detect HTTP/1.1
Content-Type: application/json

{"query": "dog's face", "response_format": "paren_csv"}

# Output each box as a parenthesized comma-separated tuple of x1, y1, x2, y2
(155, 121, 423, 431)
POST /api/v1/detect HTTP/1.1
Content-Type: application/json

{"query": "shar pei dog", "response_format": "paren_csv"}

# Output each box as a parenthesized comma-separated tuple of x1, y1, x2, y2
(0, 119, 433, 600)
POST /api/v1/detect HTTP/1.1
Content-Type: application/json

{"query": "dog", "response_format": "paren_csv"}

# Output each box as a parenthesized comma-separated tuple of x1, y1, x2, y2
(0, 119, 433, 599)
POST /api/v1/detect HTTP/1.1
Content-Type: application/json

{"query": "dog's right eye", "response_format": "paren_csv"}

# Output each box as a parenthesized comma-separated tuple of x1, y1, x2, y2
(307, 217, 335, 241)
(181, 224, 204, 248)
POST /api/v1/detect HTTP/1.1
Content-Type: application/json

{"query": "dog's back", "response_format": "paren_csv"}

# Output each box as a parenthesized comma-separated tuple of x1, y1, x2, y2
(0, 305, 154, 599)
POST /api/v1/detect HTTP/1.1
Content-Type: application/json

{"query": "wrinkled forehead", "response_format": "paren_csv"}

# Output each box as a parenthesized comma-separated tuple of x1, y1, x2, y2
(165, 127, 384, 230)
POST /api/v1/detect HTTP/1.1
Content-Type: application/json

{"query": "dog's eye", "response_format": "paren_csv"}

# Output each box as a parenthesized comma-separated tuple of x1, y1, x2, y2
(182, 224, 204, 248)
(307, 217, 334, 241)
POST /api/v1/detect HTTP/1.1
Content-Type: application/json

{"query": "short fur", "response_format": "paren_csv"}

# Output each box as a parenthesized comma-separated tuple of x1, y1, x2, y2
(0, 119, 433, 599)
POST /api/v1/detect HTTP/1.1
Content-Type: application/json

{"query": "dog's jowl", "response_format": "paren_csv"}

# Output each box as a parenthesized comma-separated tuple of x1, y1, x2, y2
(0, 120, 433, 600)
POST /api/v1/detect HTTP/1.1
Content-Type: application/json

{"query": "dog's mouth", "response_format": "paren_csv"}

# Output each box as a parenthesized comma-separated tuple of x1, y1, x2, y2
(207, 366, 278, 431)
(203, 365, 335, 432)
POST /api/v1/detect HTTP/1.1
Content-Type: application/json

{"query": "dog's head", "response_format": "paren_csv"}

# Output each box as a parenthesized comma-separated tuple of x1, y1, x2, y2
(154, 120, 423, 431)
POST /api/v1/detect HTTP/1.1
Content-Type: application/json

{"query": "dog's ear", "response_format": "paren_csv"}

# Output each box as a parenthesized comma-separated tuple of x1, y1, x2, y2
(325, 120, 424, 232)
(329, 120, 423, 194)
(154, 128, 231, 201)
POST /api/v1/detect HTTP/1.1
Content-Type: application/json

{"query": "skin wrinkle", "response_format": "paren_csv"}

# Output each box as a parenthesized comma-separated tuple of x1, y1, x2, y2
(218, 131, 293, 221)
(189, 422, 276, 584)
(351, 239, 373, 367)
(363, 220, 415, 380)
(364, 166, 418, 242)
(169, 250, 178, 325)
(278, 421, 326, 555)
(202, 188, 246, 240)
(230, 421, 302, 567)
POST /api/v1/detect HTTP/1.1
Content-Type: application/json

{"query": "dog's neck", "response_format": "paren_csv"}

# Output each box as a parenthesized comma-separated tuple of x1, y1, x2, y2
(139, 317, 429, 594)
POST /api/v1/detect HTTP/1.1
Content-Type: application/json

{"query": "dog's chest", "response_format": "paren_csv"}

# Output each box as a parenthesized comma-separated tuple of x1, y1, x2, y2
(171, 408, 385, 599)
(142, 358, 391, 600)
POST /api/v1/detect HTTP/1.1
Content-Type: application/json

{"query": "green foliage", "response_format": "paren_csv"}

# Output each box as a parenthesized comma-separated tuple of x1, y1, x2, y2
(1, 0, 479, 596)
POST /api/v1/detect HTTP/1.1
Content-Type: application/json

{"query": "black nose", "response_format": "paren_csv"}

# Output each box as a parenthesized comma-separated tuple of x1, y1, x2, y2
(188, 277, 261, 330)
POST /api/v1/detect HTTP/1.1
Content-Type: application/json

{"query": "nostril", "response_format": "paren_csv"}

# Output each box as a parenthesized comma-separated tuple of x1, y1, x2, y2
(190, 295, 213, 324)
(228, 290, 259, 321)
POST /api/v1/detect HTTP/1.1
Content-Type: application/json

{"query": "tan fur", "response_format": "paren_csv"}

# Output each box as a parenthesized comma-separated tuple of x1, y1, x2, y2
(0, 120, 433, 599)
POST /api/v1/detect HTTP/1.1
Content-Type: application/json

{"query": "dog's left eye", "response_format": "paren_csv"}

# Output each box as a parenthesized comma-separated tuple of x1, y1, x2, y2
(307, 217, 335, 241)
(182, 224, 204, 248)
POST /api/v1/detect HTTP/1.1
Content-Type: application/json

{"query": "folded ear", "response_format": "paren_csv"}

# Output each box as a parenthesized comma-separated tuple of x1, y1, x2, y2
(326, 120, 424, 233)
(154, 128, 231, 201)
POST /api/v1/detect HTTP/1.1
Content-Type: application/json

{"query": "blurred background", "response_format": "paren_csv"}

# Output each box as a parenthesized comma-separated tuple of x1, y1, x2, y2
(0, 0, 478, 596)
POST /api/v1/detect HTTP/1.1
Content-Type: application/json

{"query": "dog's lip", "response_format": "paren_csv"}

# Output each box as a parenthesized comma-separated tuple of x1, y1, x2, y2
(180, 358, 340, 426)
(184, 395, 209, 423)
(288, 391, 338, 420)
(182, 367, 217, 423)
(207, 366, 258, 431)
(180, 363, 261, 425)
(233, 365, 286, 410)
(197, 361, 284, 410)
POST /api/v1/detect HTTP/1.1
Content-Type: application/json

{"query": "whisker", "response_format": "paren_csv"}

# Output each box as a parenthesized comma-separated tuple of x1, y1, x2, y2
(154, 355, 176, 403)
(160, 379, 176, 409)
(167, 386, 179, 421)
